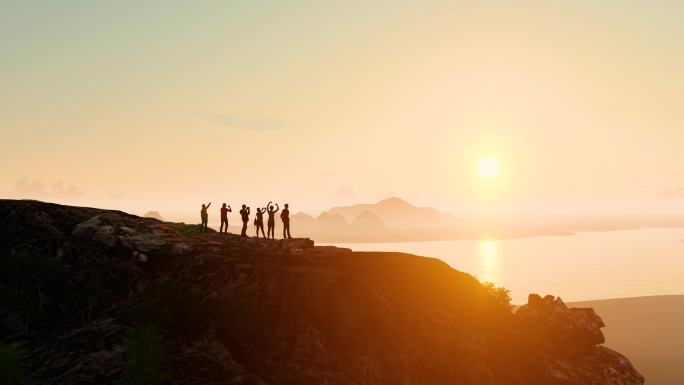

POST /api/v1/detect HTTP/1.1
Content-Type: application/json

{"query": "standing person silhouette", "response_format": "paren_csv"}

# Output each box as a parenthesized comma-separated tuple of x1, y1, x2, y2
(239, 204, 251, 238)
(266, 201, 279, 239)
(255, 207, 267, 238)
(280, 203, 291, 239)
(200, 202, 211, 233)
(219, 203, 232, 234)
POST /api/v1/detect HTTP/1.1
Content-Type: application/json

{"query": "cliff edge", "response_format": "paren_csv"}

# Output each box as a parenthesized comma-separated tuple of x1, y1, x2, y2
(0, 200, 644, 385)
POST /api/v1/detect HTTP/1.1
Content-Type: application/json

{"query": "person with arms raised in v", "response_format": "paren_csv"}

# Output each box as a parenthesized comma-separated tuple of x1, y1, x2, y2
(255, 206, 267, 238)
(266, 201, 279, 239)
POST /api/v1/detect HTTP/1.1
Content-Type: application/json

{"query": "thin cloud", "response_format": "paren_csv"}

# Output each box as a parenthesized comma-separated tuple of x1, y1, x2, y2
(0, 178, 85, 200)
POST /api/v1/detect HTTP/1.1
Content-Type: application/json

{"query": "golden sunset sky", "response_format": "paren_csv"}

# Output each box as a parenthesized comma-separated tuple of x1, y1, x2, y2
(2, 1, 683, 220)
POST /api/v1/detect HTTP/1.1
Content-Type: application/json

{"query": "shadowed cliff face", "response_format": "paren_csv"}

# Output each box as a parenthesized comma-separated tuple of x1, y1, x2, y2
(0, 200, 644, 385)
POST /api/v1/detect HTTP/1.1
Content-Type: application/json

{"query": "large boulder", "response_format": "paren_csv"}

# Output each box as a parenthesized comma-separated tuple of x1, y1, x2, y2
(544, 346, 645, 385)
(516, 294, 605, 352)
(72, 213, 173, 255)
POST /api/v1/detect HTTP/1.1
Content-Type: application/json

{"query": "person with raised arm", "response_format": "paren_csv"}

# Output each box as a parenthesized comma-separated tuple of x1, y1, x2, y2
(266, 201, 279, 239)
(200, 202, 211, 233)
(254, 207, 267, 238)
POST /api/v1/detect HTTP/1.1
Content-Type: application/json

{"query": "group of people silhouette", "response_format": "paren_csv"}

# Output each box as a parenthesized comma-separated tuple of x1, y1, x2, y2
(200, 201, 291, 239)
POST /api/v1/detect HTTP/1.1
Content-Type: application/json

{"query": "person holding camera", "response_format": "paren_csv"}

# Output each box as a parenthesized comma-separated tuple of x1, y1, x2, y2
(239, 204, 251, 237)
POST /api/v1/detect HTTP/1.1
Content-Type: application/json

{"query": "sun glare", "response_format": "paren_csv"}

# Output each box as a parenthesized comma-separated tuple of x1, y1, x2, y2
(477, 156, 500, 180)
(479, 240, 499, 283)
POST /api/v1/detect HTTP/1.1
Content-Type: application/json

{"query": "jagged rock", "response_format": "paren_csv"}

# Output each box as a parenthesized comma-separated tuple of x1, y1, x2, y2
(72, 213, 172, 254)
(124, 233, 169, 253)
(554, 296, 568, 309)
(528, 293, 543, 305)
(516, 294, 606, 350)
(543, 294, 555, 305)
(93, 225, 117, 247)
(72, 216, 103, 239)
(545, 346, 645, 385)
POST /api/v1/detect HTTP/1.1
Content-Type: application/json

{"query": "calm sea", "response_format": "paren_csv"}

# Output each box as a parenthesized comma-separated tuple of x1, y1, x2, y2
(322, 228, 684, 303)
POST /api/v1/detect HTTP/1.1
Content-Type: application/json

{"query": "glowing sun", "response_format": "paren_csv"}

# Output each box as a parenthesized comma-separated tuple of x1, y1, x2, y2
(477, 156, 500, 179)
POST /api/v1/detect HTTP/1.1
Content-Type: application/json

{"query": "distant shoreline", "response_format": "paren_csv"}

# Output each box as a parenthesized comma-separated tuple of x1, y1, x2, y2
(209, 223, 684, 243)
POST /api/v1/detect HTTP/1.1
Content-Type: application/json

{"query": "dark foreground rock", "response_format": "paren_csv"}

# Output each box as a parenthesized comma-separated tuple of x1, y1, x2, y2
(0, 200, 644, 385)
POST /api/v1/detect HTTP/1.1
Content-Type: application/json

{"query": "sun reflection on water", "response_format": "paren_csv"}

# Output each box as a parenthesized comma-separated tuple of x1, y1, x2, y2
(479, 240, 499, 283)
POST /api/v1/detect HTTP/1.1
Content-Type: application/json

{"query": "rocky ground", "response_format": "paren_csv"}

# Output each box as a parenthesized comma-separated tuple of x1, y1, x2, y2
(0, 200, 644, 385)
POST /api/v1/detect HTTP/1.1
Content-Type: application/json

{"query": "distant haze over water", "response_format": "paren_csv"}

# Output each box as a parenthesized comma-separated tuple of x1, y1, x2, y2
(324, 228, 684, 304)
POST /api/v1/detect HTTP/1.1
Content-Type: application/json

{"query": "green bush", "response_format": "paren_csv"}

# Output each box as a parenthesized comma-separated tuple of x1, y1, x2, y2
(483, 281, 513, 311)
(172, 223, 214, 236)
(119, 328, 167, 385)
(0, 344, 24, 385)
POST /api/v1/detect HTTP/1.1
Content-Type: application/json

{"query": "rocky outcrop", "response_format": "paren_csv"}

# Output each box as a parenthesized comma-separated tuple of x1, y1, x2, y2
(517, 294, 605, 350)
(516, 294, 644, 385)
(71, 212, 187, 259)
(0, 200, 644, 385)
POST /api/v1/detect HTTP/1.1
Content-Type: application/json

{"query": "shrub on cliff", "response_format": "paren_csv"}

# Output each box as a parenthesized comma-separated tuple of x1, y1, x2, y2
(483, 281, 513, 311)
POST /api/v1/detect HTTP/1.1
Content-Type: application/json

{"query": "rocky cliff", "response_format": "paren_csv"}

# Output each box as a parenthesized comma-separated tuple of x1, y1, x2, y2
(0, 200, 644, 385)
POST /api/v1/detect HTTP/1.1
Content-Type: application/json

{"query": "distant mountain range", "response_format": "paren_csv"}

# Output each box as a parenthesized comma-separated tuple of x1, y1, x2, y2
(292, 197, 461, 242)
(293, 196, 684, 242)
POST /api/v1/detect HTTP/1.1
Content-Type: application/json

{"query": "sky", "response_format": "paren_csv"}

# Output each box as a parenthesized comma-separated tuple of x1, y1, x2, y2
(2, 0, 684, 221)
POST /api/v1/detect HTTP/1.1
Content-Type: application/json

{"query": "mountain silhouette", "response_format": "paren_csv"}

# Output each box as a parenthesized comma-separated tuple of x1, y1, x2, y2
(350, 210, 386, 231)
(290, 197, 458, 242)
(143, 210, 165, 221)
(329, 197, 457, 231)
